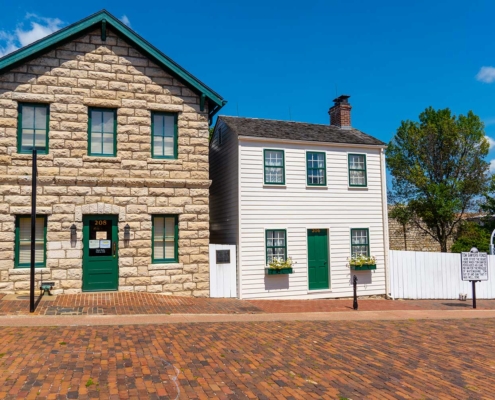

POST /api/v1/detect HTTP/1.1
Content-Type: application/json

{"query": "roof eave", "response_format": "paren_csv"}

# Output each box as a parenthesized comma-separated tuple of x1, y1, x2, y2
(237, 135, 387, 149)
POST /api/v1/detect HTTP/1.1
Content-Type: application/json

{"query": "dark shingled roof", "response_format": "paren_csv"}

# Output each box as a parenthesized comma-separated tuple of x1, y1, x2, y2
(218, 116, 386, 146)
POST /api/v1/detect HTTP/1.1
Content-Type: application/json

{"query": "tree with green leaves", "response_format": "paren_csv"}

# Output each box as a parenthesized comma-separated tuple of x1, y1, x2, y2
(451, 221, 490, 253)
(387, 107, 492, 252)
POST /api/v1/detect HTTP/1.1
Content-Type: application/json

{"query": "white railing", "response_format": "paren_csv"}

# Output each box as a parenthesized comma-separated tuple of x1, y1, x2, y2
(389, 250, 495, 299)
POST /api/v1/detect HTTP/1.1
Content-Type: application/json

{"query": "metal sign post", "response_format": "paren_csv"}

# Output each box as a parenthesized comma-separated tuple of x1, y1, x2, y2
(461, 247, 488, 310)
(30, 149, 37, 313)
(353, 275, 358, 310)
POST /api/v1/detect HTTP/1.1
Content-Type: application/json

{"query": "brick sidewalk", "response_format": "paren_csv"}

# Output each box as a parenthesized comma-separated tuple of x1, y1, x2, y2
(1, 319, 494, 399)
(1, 292, 495, 316)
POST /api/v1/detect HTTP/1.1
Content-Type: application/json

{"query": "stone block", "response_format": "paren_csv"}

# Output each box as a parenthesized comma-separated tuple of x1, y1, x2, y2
(147, 285, 162, 293)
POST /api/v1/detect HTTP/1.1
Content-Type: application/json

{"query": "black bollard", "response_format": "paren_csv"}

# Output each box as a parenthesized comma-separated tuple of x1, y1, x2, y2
(353, 275, 358, 310)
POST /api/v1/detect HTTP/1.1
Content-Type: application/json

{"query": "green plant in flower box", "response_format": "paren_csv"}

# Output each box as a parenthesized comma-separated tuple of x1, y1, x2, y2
(348, 255, 376, 267)
(268, 257, 295, 270)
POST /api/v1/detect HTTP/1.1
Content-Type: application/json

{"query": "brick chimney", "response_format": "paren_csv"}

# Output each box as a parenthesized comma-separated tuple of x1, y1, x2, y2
(329, 95, 351, 129)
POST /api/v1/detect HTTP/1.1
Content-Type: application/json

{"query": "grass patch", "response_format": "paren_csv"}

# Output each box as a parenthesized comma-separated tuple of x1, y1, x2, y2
(59, 342, 66, 345)
(85, 378, 95, 388)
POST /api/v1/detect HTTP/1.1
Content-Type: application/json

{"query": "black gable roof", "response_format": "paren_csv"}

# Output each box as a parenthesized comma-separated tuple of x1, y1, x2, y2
(218, 116, 385, 146)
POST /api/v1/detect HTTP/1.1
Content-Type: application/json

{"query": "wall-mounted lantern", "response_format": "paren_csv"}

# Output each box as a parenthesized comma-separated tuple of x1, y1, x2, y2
(124, 224, 131, 247)
(70, 224, 77, 248)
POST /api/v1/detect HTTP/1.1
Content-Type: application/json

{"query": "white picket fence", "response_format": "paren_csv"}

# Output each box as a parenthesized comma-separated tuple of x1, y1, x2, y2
(389, 250, 495, 299)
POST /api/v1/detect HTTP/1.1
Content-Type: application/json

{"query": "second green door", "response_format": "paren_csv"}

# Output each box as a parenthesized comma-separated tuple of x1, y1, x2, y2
(308, 229, 329, 290)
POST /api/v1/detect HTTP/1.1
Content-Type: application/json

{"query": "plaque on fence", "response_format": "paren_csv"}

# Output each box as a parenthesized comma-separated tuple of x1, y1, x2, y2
(461, 249, 488, 281)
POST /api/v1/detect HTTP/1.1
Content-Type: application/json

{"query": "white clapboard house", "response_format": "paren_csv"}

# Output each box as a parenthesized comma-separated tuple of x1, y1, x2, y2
(209, 95, 389, 299)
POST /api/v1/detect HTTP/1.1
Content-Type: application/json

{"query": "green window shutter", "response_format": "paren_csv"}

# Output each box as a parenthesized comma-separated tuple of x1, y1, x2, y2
(348, 154, 367, 187)
(88, 108, 117, 156)
(18, 103, 49, 155)
(265, 229, 287, 264)
(307, 151, 326, 186)
(152, 215, 178, 263)
(350, 228, 370, 257)
(151, 112, 178, 159)
(264, 149, 285, 185)
(15, 216, 47, 268)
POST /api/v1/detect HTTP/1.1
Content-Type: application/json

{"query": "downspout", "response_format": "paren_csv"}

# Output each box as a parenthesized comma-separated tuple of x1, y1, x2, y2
(380, 148, 392, 300)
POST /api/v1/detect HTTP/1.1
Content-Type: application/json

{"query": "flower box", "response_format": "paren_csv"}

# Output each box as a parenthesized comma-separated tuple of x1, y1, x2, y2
(265, 267, 293, 275)
(350, 264, 376, 271)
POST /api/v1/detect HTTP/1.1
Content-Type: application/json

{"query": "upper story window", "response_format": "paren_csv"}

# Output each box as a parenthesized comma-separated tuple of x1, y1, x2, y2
(18, 103, 49, 155)
(351, 228, 369, 257)
(88, 108, 116, 157)
(15, 216, 47, 268)
(152, 112, 177, 159)
(307, 151, 326, 186)
(264, 149, 285, 185)
(348, 154, 367, 187)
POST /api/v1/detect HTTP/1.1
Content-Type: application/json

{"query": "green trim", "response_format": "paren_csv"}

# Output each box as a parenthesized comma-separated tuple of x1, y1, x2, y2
(263, 149, 285, 185)
(88, 108, 117, 157)
(348, 153, 367, 187)
(350, 228, 370, 257)
(0, 10, 225, 116)
(306, 151, 326, 186)
(200, 94, 206, 112)
(17, 103, 49, 155)
(152, 215, 178, 263)
(265, 267, 293, 275)
(14, 215, 47, 268)
(101, 20, 107, 41)
(265, 229, 287, 264)
(151, 112, 178, 159)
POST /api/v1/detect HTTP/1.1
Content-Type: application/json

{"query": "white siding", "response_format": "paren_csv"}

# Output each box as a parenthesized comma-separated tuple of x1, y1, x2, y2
(209, 120, 238, 244)
(238, 139, 387, 299)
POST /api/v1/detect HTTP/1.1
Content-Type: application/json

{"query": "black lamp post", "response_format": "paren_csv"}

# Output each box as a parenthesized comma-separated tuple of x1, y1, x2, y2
(124, 224, 131, 247)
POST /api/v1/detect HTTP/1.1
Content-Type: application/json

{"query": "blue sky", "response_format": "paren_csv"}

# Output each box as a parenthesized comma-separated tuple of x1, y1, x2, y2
(2, 0, 495, 167)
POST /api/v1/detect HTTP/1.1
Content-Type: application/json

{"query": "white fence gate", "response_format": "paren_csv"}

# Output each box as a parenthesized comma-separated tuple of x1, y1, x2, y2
(209, 244, 237, 298)
(389, 250, 495, 299)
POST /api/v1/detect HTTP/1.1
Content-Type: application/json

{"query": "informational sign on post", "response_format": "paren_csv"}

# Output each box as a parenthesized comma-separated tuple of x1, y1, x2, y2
(461, 250, 488, 281)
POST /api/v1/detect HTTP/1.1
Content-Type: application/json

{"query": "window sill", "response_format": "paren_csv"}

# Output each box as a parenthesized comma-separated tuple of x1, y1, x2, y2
(348, 186, 368, 190)
(306, 185, 328, 189)
(147, 158, 182, 164)
(148, 262, 183, 270)
(263, 184, 287, 188)
(12, 153, 53, 161)
(83, 155, 122, 163)
(9, 268, 48, 274)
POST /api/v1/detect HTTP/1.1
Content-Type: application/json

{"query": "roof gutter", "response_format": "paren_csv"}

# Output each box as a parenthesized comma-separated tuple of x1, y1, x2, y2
(237, 135, 387, 149)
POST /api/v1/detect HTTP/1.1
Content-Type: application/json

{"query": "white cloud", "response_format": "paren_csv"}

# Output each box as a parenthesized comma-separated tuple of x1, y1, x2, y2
(0, 14, 64, 57)
(476, 66, 495, 83)
(120, 15, 131, 27)
(490, 159, 495, 173)
(486, 136, 495, 150)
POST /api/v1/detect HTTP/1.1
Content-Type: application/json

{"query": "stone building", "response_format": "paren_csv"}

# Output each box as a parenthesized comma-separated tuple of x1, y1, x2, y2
(0, 10, 226, 295)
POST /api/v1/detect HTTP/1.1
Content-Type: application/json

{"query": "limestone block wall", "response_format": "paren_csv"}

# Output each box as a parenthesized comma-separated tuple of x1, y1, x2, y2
(0, 28, 211, 295)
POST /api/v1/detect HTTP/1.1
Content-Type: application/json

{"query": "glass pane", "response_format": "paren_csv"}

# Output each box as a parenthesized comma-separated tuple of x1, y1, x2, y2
(22, 106, 35, 129)
(19, 243, 30, 264)
(309, 170, 324, 184)
(91, 111, 102, 132)
(102, 111, 114, 133)
(350, 155, 365, 170)
(308, 153, 324, 169)
(267, 248, 274, 263)
(91, 133, 102, 154)
(164, 136, 174, 157)
(274, 231, 285, 246)
(21, 130, 34, 149)
(273, 248, 285, 261)
(266, 231, 274, 247)
(153, 136, 164, 156)
(153, 115, 164, 136)
(350, 170, 365, 186)
(265, 167, 283, 183)
(154, 217, 164, 241)
(164, 115, 175, 137)
(102, 132, 114, 154)
(352, 229, 368, 245)
(88, 219, 112, 257)
(35, 243, 44, 263)
(35, 131, 46, 149)
(352, 245, 368, 257)
(34, 107, 47, 129)
(18, 217, 44, 265)
(265, 151, 283, 167)
(153, 240, 164, 260)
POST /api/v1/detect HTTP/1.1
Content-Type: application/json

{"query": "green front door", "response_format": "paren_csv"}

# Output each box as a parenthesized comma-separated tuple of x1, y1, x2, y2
(82, 215, 118, 291)
(308, 229, 329, 290)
